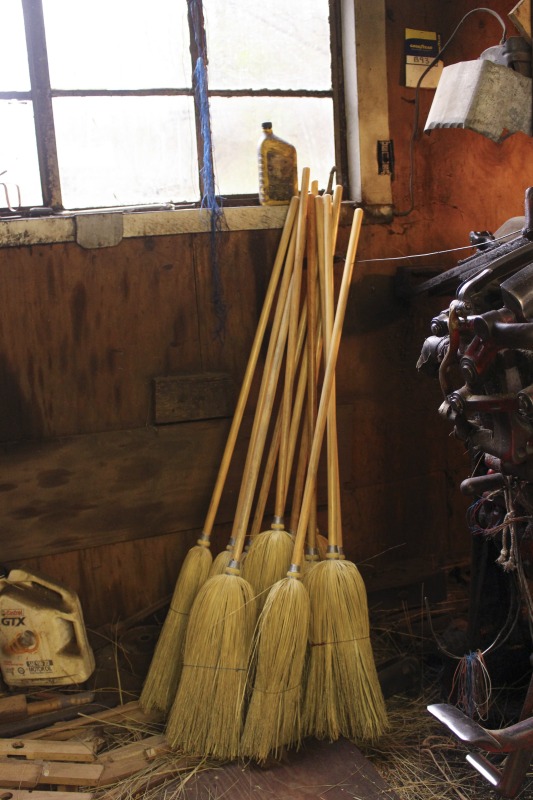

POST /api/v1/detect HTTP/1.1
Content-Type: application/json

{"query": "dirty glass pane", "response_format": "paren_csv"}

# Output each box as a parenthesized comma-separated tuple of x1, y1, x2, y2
(204, 0, 331, 91)
(0, 1, 31, 91)
(53, 96, 199, 208)
(210, 96, 335, 197)
(0, 101, 42, 207)
(43, 0, 191, 90)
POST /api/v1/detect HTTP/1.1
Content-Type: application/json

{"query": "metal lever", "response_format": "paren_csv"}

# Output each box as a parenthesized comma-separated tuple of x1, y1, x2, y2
(428, 702, 533, 797)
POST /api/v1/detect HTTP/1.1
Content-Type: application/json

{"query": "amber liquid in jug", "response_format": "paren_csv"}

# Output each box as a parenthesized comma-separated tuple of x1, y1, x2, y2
(258, 122, 298, 205)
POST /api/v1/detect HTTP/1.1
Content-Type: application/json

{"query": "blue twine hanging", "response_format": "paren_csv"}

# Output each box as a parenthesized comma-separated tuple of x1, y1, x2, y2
(193, 54, 227, 340)
(450, 649, 491, 720)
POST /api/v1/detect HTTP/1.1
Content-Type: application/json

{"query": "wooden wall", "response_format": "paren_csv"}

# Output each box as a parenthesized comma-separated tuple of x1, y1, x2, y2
(2, 0, 533, 628)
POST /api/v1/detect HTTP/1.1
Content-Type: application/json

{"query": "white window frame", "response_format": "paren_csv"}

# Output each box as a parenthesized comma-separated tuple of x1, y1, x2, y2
(0, 0, 392, 247)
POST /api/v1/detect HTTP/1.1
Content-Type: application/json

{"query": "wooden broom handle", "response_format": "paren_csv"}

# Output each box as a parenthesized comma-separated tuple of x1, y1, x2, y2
(331, 185, 344, 551)
(276, 168, 310, 518)
(241, 214, 298, 491)
(275, 301, 308, 518)
(250, 300, 308, 539)
(229, 274, 293, 565)
(306, 187, 319, 545)
(322, 194, 339, 549)
(290, 207, 363, 571)
(200, 196, 299, 540)
(282, 310, 309, 513)
(289, 321, 323, 537)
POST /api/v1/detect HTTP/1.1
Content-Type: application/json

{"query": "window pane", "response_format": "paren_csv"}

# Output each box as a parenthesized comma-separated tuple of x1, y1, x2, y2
(204, 0, 332, 91)
(0, 101, 42, 207)
(210, 97, 335, 197)
(0, 1, 31, 91)
(52, 96, 199, 208)
(43, 0, 191, 90)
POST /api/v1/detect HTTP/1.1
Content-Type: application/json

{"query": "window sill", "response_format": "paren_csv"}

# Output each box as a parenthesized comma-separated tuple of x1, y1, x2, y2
(0, 199, 395, 249)
(0, 204, 291, 249)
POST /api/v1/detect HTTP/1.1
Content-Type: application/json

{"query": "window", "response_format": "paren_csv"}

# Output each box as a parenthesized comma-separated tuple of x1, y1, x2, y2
(0, 0, 342, 214)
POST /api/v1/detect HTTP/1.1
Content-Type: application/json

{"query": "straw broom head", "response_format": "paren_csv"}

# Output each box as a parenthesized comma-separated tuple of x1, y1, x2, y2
(241, 526, 294, 610)
(208, 546, 233, 576)
(302, 558, 388, 743)
(240, 572, 309, 762)
(140, 541, 212, 714)
(165, 571, 257, 760)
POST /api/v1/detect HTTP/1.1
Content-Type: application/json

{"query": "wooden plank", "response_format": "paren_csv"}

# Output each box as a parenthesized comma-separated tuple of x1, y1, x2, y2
(153, 372, 236, 423)
(175, 736, 399, 799)
(0, 759, 103, 788)
(0, 792, 93, 800)
(96, 750, 197, 787)
(97, 734, 168, 763)
(352, 0, 393, 210)
(0, 419, 251, 561)
(0, 739, 96, 762)
(0, 235, 200, 440)
(509, 0, 531, 43)
(0, 206, 288, 248)
(24, 701, 163, 740)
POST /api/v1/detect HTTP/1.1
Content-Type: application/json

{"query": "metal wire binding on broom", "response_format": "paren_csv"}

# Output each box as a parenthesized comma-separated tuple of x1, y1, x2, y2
(189, 0, 226, 338)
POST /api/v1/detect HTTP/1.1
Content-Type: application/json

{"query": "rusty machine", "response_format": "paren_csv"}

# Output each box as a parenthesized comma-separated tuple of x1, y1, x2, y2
(416, 188, 533, 797)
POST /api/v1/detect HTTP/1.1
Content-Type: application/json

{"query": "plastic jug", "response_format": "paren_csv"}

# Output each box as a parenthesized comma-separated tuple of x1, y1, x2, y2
(0, 568, 95, 687)
(258, 122, 298, 205)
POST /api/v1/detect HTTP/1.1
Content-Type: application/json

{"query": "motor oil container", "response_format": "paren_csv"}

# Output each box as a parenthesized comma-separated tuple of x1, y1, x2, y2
(258, 122, 298, 205)
(0, 568, 95, 687)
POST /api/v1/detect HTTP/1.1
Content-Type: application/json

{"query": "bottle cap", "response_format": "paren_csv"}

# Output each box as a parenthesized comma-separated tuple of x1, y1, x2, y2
(262, 121, 272, 129)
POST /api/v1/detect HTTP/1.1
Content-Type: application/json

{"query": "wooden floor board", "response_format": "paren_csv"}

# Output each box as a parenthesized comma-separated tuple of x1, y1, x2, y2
(174, 737, 399, 799)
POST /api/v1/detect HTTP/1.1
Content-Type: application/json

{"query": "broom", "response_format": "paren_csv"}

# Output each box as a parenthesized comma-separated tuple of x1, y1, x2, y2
(208, 197, 301, 578)
(241, 300, 309, 609)
(139, 196, 299, 714)
(165, 263, 296, 760)
(240, 206, 364, 763)
(300, 181, 322, 569)
(302, 197, 387, 744)
(240, 169, 311, 599)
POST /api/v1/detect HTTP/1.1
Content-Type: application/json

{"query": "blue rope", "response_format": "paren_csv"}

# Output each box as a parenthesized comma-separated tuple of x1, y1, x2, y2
(464, 651, 477, 717)
(192, 50, 226, 339)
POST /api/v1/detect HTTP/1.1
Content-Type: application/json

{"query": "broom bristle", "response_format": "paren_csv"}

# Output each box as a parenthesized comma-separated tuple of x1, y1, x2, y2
(165, 572, 257, 760)
(302, 559, 388, 743)
(241, 575, 309, 762)
(209, 548, 233, 576)
(302, 554, 320, 575)
(140, 544, 212, 714)
(241, 529, 294, 611)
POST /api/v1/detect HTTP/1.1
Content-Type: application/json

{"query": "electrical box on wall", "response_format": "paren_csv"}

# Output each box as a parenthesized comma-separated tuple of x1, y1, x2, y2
(404, 28, 443, 88)
(377, 140, 394, 176)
